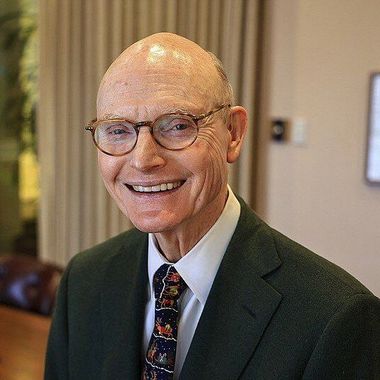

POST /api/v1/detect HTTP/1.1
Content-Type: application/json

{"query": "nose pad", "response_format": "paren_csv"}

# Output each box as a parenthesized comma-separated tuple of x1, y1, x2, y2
(129, 127, 165, 171)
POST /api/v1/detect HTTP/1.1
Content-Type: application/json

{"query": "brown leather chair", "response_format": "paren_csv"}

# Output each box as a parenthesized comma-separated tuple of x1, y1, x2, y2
(0, 255, 63, 316)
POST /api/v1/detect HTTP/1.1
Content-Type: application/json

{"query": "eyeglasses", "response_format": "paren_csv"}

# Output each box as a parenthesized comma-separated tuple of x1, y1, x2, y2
(85, 104, 230, 156)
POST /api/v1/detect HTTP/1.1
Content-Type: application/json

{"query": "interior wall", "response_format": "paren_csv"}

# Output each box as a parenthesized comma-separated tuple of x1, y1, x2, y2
(261, 0, 380, 295)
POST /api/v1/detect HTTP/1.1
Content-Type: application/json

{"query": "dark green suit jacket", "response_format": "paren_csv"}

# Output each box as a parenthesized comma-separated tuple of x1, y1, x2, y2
(45, 199, 380, 379)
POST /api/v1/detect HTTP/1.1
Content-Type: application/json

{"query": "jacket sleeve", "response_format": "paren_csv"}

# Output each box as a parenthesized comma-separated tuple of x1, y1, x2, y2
(303, 293, 380, 379)
(44, 260, 73, 380)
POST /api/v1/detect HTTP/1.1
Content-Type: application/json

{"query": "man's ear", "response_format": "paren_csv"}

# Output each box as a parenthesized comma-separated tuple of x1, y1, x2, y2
(227, 106, 248, 163)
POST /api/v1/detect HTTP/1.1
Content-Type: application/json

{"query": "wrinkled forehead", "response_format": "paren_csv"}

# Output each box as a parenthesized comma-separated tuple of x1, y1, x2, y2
(97, 41, 220, 117)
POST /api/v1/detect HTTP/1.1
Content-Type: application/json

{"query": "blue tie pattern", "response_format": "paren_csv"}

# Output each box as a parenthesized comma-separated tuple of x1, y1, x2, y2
(142, 264, 187, 380)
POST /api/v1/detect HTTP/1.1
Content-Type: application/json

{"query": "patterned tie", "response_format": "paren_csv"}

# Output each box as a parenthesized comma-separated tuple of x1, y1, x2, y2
(142, 264, 187, 380)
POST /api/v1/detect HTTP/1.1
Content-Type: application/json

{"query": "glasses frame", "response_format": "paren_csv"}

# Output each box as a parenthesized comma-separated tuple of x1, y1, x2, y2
(85, 104, 230, 156)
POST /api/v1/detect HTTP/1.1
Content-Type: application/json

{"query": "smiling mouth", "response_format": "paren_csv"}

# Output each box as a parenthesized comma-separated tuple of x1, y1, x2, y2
(127, 181, 184, 193)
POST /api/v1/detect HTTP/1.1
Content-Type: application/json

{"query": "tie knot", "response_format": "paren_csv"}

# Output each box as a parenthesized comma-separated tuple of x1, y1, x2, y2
(153, 264, 187, 300)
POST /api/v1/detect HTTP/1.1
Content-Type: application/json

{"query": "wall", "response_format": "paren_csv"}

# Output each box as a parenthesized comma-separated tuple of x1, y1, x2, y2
(261, 0, 380, 295)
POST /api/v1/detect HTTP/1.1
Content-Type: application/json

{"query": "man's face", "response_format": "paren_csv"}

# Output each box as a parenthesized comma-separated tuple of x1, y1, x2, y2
(97, 42, 235, 235)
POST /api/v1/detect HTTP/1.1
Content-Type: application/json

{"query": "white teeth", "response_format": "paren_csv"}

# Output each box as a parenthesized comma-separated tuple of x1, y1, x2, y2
(132, 182, 182, 193)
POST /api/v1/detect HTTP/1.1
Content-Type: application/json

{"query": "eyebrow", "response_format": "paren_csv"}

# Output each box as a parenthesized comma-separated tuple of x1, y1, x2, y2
(101, 108, 198, 121)
(102, 113, 125, 120)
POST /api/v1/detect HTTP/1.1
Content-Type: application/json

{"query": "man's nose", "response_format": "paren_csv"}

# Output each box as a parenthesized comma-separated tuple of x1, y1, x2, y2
(129, 127, 166, 171)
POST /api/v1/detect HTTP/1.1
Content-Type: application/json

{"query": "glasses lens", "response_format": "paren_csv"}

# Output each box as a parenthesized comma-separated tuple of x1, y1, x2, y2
(154, 115, 198, 150)
(94, 121, 136, 155)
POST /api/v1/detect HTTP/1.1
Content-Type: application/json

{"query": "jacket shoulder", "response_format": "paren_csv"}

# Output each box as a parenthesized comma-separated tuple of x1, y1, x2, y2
(236, 197, 372, 298)
(268, 226, 371, 297)
(66, 228, 146, 283)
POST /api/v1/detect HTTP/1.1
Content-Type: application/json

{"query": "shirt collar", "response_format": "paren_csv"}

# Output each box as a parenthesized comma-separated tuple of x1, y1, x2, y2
(148, 186, 241, 305)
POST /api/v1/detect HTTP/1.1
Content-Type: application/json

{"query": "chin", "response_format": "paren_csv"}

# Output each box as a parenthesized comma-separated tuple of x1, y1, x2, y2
(128, 214, 181, 234)
(131, 222, 170, 234)
(128, 215, 166, 233)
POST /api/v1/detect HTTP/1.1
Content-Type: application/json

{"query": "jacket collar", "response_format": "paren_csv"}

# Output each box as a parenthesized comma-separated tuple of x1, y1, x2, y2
(180, 198, 282, 379)
(100, 230, 148, 379)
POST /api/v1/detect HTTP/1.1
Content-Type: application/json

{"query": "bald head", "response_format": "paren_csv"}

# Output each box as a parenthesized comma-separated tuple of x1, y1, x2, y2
(95, 32, 248, 241)
(97, 33, 233, 117)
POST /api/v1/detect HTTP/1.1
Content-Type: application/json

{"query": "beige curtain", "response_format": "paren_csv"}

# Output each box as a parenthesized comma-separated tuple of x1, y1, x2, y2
(38, 0, 260, 265)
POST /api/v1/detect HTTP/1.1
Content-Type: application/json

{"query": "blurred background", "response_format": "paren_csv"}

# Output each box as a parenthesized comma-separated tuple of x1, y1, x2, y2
(0, 0, 38, 257)
(0, 0, 379, 295)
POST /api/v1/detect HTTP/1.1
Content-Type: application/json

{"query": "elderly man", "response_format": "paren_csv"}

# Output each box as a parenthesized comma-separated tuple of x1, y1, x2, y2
(45, 33, 379, 380)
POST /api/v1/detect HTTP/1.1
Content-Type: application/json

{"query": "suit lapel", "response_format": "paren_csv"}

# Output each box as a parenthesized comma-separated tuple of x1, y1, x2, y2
(180, 201, 282, 379)
(100, 231, 148, 380)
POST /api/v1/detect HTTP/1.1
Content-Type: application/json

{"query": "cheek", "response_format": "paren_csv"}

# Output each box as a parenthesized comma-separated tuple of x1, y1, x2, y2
(197, 129, 229, 169)
(97, 154, 123, 185)
(189, 129, 229, 186)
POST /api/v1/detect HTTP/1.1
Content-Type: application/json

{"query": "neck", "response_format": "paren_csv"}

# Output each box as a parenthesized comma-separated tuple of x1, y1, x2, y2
(154, 190, 228, 262)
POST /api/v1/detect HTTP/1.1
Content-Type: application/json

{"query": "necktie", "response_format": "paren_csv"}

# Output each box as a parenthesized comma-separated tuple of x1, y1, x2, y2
(142, 264, 187, 380)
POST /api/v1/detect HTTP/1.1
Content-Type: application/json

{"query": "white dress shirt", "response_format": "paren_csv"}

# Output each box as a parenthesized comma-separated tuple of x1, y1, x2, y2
(142, 188, 241, 379)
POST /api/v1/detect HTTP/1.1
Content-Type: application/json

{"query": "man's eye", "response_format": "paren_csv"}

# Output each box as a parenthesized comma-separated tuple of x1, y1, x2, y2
(109, 128, 127, 135)
(163, 118, 193, 131)
(172, 123, 190, 131)
(105, 125, 133, 136)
